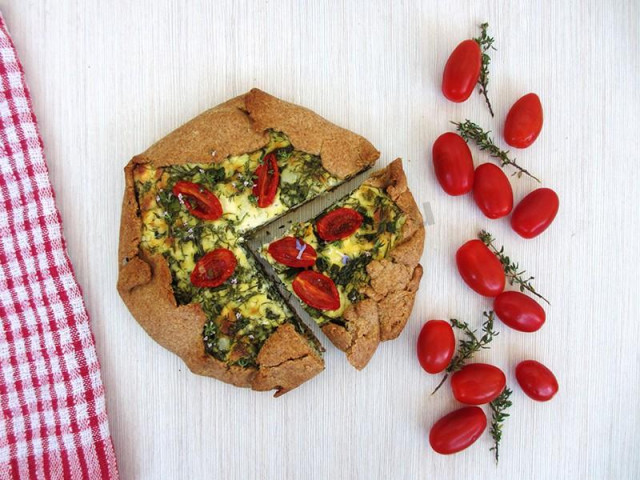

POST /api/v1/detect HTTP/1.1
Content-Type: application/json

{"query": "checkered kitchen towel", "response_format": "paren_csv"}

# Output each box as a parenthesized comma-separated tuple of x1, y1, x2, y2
(0, 13, 118, 480)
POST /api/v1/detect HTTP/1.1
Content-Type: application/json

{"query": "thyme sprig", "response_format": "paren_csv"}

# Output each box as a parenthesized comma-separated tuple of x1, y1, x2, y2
(431, 311, 498, 395)
(479, 230, 550, 304)
(452, 120, 540, 182)
(473, 22, 495, 117)
(489, 387, 513, 464)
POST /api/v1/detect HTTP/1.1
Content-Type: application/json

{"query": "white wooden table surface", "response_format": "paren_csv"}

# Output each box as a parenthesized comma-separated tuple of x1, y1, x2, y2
(2, 1, 638, 478)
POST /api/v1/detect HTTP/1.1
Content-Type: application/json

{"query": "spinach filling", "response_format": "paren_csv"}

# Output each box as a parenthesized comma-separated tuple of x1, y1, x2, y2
(134, 130, 341, 368)
(278, 150, 336, 208)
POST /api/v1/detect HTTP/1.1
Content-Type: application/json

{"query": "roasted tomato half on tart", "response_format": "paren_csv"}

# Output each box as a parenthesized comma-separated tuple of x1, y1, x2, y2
(253, 152, 280, 208)
(172, 181, 223, 221)
(292, 270, 341, 311)
(191, 248, 237, 288)
(268, 237, 317, 268)
(316, 207, 364, 241)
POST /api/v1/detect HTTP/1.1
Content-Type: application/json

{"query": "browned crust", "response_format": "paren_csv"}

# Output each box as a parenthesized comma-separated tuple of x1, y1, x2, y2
(117, 241, 323, 394)
(137, 89, 380, 178)
(118, 89, 379, 395)
(252, 323, 324, 397)
(140, 95, 269, 167)
(244, 89, 380, 178)
(117, 250, 254, 386)
(321, 159, 425, 370)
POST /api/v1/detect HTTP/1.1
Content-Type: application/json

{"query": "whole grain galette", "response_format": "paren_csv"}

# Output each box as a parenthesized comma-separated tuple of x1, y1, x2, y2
(117, 89, 424, 396)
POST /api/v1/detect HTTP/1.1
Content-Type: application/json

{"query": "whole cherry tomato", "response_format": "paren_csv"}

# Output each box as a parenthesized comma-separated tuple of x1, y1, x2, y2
(441, 40, 482, 103)
(292, 270, 340, 311)
(511, 188, 559, 239)
(516, 360, 559, 402)
(253, 152, 280, 207)
(472, 163, 513, 219)
(268, 237, 317, 268)
(417, 320, 455, 374)
(172, 181, 223, 221)
(429, 406, 487, 455)
(316, 207, 363, 241)
(451, 363, 506, 405)
(190, 248, 237, 288)
(456, 239, 505, 297)
(432, 132, 475, 196)
(504, 93, 544, 148)
(494, 291, 545, 332)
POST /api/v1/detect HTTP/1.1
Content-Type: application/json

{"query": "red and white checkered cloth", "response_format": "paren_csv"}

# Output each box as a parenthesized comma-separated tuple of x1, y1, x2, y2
(0, 13, 118, 480)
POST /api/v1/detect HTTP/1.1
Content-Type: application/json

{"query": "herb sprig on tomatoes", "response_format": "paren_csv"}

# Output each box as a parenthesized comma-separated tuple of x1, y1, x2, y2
(489, 388, 513, 463)
(431, 312, 499, 394)
(453, 120, 540, 182)
(473, 22, 496, 117)
(479, 230, 550, 304)
(489, 387, 513, 464)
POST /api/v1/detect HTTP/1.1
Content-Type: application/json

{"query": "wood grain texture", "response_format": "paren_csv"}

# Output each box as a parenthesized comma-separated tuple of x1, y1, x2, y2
(1, 1, 638, 478)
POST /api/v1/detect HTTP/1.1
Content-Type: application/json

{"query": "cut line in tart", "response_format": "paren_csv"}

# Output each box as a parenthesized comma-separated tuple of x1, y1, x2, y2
(117, 89, 424, 396)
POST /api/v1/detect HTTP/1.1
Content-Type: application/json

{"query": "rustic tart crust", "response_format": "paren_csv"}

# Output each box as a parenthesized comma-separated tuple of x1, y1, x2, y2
(117, 89, 379, 396)
(320, 159, 425, 370)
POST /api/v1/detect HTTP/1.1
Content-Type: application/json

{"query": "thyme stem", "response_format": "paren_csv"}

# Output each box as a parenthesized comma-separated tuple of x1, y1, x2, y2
(473, 22, 496, 117)
(489, 387, 513, 464)
(431, 312, 498, 395)
(431, 372, 449, 395)
(452, 120, 541, 182)
(479, 230, 550, 304)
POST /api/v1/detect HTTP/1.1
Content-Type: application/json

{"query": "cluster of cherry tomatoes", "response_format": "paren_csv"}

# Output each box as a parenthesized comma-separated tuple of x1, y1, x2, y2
(436, 35, 559, 237)
(432, 108, 559, 238)
(420, 28, 560, 456)
(418, 318, 558, 455)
